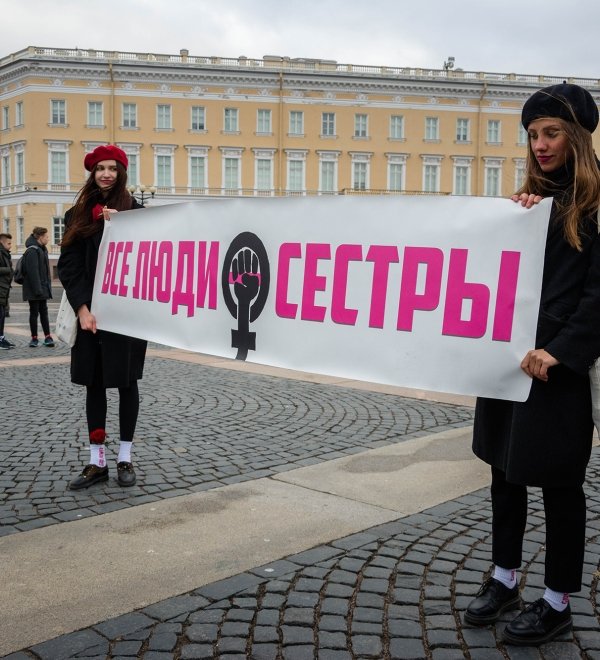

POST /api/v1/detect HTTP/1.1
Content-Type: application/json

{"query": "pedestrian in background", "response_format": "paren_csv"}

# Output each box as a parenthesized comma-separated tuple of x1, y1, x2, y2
(0, 232, 15, 349)
(22, 226, 55, 347)
(466, 84, 600, 645)
(58, 144, 146, 490)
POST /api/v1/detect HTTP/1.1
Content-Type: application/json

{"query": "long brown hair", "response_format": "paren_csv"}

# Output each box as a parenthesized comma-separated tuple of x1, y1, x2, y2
(61, 162, 133, 247)
(517, 118, 600, 250)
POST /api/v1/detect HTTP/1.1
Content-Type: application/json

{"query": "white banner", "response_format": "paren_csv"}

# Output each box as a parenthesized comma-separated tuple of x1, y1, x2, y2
(92, 195, 551, 401)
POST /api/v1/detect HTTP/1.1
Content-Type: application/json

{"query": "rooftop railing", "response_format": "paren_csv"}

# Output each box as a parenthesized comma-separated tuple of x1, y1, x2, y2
(2, 46, 599, 89)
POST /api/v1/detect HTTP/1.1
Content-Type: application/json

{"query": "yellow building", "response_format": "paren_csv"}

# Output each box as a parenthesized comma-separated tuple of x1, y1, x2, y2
(1, 46, 600, 266)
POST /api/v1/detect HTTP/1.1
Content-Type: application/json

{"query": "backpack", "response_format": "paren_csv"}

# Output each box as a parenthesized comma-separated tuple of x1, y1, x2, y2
(13, 245, 37, 285)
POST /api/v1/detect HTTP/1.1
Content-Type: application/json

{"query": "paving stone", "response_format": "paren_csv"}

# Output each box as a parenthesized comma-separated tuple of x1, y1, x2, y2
(29, 629, 106, 659)
(179, 644, 214, 659)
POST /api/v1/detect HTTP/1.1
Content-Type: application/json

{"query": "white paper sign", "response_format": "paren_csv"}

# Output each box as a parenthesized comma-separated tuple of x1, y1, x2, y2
(92, 195, 551, 401)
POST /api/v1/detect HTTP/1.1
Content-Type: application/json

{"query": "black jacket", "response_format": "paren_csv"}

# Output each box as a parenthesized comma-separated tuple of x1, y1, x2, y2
(473, 202, 600, 487)
(57, 201, 147, 388)
(0, 244, 12, 307)
(21, 235, 52, 302)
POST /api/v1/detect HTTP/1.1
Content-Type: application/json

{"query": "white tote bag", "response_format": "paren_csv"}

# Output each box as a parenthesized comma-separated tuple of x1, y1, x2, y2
(55, 291, 78, 347)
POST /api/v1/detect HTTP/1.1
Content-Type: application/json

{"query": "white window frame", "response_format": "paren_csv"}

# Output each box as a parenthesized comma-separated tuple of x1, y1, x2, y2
(46, 141, 70, 188)
(191, 106, 206, 131)
(253, 148, 275, 195)
(317, 151, 340, 194)
(289, 111, 304, 136)
(456, 118, 470, 142)
(354, 113, 368, 138)
(187, 146, 210, 193)
(484, 157, 504, 196)
(14, 148, 24, 186)
(122, 103, 137, 129)
(15, 101, 23, 126)
(350, 153, 372, 191)
(517, 124, 528, 146)
(321, 112, 336, 137)
(1, 152, 10, 188)
(50, 99, 66, 125)
(514, 158, 526, 191)
(152, 144, 177, 192)
(87, 101, 103, 127)
(425, 117, 439, 141)
(256, 109, 272, 135)
(157, 104, 172, 130)
(2, 106, 9, 130)
(386, 153, 408, 192)
(390, 115, 404, 140)
(487, 119, 501, 144)
(452, 157, 473, 196)
(220, 147, 243, 194)
(421, 155, 442, 193)
(223, 108, 239, 133)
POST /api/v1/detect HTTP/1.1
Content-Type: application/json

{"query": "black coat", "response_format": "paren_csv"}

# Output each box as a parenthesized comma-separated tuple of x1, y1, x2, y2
(473, 205, 600, 487)
(57, 202, 147, 388)
(0, 244, 12, 307)
(21, 235, 52, 301)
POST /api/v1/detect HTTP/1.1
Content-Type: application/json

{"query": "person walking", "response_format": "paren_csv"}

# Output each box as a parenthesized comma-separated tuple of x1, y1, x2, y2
(0, 233, 15, 349)
(57, 144, 146, 490)
(21, 226, 55, 347)
(465, 83, 600, 645)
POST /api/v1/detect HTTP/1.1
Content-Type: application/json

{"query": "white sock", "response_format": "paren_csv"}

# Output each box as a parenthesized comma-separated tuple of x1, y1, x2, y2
(493, 565, 517, 589)
(118, 441, 133, 464)
(90, 443, 106, 468)
(543, 588, 569, 611)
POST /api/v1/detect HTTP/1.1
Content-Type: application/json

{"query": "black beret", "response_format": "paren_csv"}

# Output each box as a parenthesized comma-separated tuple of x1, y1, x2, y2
(521, 83, 599, 133)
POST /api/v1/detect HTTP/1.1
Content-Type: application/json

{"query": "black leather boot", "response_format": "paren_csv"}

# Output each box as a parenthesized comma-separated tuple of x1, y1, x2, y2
(465, 577, 520, 625)
(503, 598, 572, 645)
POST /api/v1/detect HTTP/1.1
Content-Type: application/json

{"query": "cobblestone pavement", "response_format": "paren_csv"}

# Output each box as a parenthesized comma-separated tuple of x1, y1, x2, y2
(6, 452, 600, 660)
(3, 296, 600, 659)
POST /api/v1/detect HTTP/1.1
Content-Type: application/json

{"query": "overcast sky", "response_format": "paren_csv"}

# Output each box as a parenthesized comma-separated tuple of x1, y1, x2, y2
(1, 0, 598, 80)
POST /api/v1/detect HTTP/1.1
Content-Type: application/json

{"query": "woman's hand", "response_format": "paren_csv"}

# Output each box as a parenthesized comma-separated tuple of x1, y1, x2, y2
(520, 348, 559, 381)
(102, 207, 119, 221)
(511, 193, 544, 208)
(77, 304, 97, 333)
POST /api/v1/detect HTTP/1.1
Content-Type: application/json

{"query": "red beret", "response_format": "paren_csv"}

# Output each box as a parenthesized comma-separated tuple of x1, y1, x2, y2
(84, 144, 128, 172)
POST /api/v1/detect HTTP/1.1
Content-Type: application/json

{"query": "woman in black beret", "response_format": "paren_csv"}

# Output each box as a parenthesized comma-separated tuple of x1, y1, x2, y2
(466, 84, 600, 645)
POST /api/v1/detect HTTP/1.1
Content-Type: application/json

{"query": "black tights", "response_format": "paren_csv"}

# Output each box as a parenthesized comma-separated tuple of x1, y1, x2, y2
(86, 380, 140, 442)
(28, 300, 50, 337)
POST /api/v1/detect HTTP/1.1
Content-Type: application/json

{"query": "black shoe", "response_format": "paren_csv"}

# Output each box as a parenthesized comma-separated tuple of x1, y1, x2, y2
(503, 598, 572, 646)
(465, 577, 521, 625)
(69, 464, 109, 490)
(117, 461, 137, 487)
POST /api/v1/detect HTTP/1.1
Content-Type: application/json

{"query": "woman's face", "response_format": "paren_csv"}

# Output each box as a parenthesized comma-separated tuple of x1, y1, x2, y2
(527, 118, 572, 173)
(94, 159, 118, 191)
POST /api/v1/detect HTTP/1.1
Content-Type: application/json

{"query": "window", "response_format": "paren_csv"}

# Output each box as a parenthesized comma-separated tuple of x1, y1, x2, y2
(122, 103, 137, 128)
(126, 153, 138, 186)
(320, 160, 336, 193)
(51, 100, 66, 125)
(389, 163, 404, 191)
(354, 114, 368, 138)
(517, 124, 528, 146)
(190, 156, 206, 189)
(16, 217, 24, 245)
(288, 160, 305, 192)
(423, 165, 440, 192)
(256, 159, 272, 192)
(191, 106, 205, 131)
(484, 159, 503, 196)
(425, 117, 439, 140)
(15, 101, 23, 126)
(87, 102, 103, 127)
(15, 152, 24, 186)
(2, 217, 8, 234)
(224, 108, 239, 132)
(50, 151, 67, 184)
(514, 159, 526, 191)
(352, 162, 368, 191)
(390, 115, 404, 139)
(454, 166, 469, 195)
(487, 119, 501, 143)
(289, 111, 304, 135)
(52, 216, 65, 245)
(157, 104, 172, 130)
(456, 118, 470, 142)
(257, 109, 272, 134)
(156, 155, 172, 187)
(224, 157, 240, 190)
(322, 112, 335, 137)
(2, 106, 9, 130)
(1, 154, 9, 187)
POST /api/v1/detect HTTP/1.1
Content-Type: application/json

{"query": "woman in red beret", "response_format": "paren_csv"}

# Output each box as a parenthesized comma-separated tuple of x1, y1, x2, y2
(57, 144, 147, 490)
(466, 84, 600, 645)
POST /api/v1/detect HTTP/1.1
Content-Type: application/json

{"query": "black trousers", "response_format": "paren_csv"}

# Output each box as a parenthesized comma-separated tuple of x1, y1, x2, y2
(28, 299, 50, 337)
(491, 466, 586, 593)
(0, 304, 5, 336)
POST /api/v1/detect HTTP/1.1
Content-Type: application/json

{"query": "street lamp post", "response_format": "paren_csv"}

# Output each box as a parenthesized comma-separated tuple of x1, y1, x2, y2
(127, 184, 156, 205)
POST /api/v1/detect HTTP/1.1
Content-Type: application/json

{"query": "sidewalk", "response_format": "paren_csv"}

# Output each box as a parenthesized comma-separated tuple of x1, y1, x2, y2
(1, 298, 599, 659)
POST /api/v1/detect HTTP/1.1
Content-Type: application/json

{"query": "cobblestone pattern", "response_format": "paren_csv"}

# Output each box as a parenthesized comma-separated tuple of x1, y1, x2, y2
(9, 450, 600, 660)
(1, 304, 473, 536)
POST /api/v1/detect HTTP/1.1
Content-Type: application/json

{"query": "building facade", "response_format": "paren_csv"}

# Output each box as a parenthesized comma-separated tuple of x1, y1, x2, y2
(1, 46, 599, 263)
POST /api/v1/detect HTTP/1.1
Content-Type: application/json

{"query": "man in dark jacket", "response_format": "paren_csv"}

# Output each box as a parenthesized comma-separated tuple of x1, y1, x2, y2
(0, 233, 15, 349)
(22, 227, 55, 347)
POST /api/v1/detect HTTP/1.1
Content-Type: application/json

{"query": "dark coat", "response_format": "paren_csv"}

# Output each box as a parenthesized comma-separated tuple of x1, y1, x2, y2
(0, 244, 13, 307)
(57, 201, 147, 388)
(21, 235, 52, 301)
(473, 206, 600, 487)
